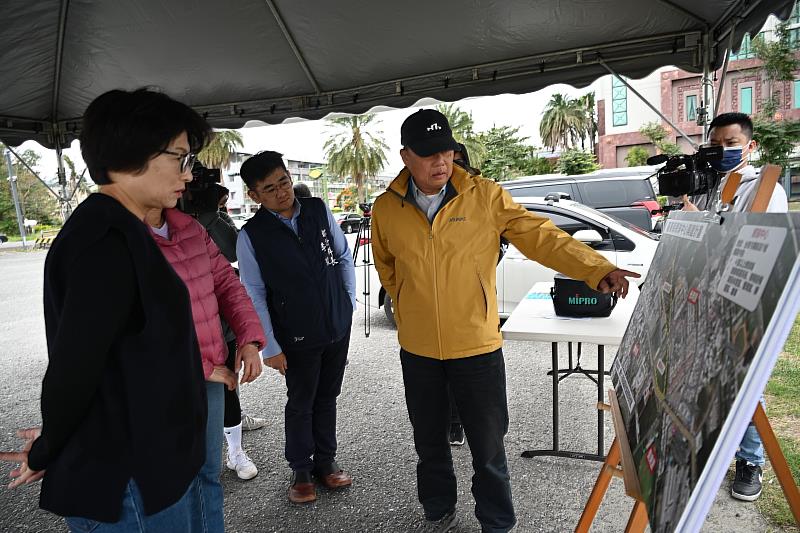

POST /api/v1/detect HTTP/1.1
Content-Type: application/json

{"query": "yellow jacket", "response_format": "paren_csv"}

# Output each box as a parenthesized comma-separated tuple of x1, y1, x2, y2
(370, 165, 617, 360)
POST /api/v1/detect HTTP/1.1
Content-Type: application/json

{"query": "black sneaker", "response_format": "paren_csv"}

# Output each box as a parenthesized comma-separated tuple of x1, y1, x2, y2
(449, 423, 465, 446)
(419, 509, 459, 532)
(731, 459, 763, 501)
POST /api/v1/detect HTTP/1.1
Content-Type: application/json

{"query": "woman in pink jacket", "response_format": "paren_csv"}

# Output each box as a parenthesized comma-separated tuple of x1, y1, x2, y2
(146, 206, 266, 533)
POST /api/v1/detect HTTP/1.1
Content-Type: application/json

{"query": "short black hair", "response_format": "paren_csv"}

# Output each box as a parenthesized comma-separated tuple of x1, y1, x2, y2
(709, 112, 753, 140)
(80, 88, 211, 185)
(293, 182, 312, 198)
(240, 151, 287, 190)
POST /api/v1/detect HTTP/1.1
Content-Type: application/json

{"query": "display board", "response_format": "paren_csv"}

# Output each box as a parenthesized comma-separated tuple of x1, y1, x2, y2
(611, 210, 800, 532)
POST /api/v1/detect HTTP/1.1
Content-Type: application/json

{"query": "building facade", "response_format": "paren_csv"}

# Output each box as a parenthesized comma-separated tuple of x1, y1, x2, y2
(596, 5, 800, 178)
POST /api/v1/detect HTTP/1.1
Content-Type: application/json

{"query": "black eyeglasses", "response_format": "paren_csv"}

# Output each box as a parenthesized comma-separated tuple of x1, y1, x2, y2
(257, 175, 293, 197)
(160, 149, 197, 173)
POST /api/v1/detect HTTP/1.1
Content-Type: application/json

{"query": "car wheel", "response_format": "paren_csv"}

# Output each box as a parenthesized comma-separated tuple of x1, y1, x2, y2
(383, 292, 396, 328)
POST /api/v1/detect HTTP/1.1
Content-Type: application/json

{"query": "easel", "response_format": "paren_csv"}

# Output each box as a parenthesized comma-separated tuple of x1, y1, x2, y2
(576, 165, 800, 531)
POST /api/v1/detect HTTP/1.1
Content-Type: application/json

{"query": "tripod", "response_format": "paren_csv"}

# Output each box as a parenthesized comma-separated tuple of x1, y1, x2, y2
(352, 210, 372, 337)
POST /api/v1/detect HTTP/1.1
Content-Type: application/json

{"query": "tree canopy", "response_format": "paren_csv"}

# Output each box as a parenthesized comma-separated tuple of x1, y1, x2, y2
(324, 114, 388, 203)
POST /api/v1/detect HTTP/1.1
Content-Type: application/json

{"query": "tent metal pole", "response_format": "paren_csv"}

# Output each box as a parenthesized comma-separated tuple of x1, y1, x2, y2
(701, 32, 716, 142)
(598, 59, 699, 149)
(51, 0, 70, 122)
(714, 26, 737, 119)
(4, 150, 28, 248)
(264, 0, 322, 94)
(657, 0, 708, 25)
(55, 141, 72, 220)
(4, 145, 61, 199)
(66, 167, 87, 203)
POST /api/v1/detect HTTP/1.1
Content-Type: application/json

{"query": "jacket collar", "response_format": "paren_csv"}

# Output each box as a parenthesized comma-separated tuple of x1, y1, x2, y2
(387, 163, 477, 199)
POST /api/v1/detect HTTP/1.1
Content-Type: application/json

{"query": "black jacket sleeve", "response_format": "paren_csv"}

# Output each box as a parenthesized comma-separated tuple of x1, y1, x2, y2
(197, 211, 238, 263)
(28, 232, 137, 471)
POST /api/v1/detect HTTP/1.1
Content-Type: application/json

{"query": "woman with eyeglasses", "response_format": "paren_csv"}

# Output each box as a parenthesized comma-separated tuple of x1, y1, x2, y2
(141, 159, 267, 530)
(0, 88, 230, 532)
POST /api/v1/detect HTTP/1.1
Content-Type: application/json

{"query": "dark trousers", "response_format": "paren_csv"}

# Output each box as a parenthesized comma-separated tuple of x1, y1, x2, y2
(284, 329, 350, 472)
(401, 348, 515, 533)
(223, 340, 242, 428)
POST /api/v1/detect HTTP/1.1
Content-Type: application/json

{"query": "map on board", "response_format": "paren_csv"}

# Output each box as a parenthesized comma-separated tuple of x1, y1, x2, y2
(611, 211, 800, 532)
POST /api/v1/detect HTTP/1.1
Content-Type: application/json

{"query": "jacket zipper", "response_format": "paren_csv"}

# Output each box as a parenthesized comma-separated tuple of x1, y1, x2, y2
(278, 215, 336, 343)
(390, 187, 449, 358)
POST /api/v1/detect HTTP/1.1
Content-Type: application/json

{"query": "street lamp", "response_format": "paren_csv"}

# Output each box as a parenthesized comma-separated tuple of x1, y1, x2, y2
(308, 167, 331, 207)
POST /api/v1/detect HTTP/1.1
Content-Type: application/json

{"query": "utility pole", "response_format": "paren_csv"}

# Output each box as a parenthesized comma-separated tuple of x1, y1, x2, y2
(5, 150, 28, 249)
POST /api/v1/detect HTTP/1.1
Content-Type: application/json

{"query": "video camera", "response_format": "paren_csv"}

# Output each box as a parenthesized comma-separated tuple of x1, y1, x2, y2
(179, 162, 222, 215)
(358, 202, 373, 217)
(647, 145, 724, 197)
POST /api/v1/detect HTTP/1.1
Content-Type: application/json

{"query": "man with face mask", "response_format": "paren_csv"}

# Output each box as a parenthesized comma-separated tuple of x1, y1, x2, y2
(682, 112, 788, 213)
(682, 112, 787, 504)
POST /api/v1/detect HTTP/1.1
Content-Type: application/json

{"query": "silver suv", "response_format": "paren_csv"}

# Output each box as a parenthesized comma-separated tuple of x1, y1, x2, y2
(501, 166, 662, 231)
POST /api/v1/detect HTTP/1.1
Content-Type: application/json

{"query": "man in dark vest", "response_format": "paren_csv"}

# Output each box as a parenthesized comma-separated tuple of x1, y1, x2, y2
(236, 151, 356, 504)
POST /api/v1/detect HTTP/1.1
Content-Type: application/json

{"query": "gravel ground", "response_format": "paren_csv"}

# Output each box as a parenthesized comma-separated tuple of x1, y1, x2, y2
(0, 249, 770, 532)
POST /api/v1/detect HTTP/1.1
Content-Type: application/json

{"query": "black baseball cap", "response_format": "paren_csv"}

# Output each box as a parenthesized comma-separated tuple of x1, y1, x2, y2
(400, 109, 460, 157)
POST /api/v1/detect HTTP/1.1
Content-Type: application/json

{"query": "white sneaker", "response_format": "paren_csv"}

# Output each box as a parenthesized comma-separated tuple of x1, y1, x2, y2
(241, 413, 266, 431)
(226, 450, 258, 480)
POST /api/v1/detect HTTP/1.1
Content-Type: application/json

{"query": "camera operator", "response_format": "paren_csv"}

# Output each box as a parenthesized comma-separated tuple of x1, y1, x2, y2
(683, 112, 788, 213)
(682, 112, 787, 504)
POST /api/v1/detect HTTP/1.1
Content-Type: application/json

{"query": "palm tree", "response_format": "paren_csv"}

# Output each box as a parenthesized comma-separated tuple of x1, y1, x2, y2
(198, 130, 244, 170)
(435, 103, 487, 168)
(539, 93, 586, 152)
(324, 114, 389, 203)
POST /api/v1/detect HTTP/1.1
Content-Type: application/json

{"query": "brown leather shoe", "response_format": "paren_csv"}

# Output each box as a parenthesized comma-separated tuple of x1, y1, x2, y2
(288, 471, 316, 504)
(318, 469, 352, 489)
(314, 462, 353, 489)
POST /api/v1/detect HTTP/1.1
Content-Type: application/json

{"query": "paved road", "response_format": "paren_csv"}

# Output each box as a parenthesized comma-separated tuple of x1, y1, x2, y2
(0, 249, 770, 532)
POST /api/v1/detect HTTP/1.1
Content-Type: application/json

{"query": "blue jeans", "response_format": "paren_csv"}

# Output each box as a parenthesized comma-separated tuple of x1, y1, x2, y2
(198, 381, 225, 532)
(65, 477, 204, 532)
(736, 397, 766, 466)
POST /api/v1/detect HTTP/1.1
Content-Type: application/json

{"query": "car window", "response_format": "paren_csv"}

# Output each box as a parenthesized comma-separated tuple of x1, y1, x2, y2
(577, 179, 654, 208)
(527, 207, 613, 251)
(507, 183, 575, 199)
(348, 214, 360, 220)
(589, 209, 659, 241)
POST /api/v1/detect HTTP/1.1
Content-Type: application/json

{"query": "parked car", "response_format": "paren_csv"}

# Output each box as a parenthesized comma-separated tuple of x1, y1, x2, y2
(501, 166, 663, 231)
(336, 212, 363, 234)
(366, 196, 659, 326)
(229, 213, 254, 230)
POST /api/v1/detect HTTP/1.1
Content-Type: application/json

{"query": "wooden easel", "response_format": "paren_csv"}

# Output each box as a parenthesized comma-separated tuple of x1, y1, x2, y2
(576, 165, 800, 531)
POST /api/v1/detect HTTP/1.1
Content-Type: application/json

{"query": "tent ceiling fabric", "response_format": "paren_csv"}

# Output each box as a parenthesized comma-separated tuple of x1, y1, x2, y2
(0, 0, 794, 148)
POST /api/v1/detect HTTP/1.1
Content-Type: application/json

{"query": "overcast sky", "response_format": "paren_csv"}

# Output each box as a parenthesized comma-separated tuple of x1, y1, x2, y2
(18, 80, 601, 183)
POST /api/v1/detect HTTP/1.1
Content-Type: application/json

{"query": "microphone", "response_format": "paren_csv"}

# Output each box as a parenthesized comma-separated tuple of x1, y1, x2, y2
(646, 154, 669, 165)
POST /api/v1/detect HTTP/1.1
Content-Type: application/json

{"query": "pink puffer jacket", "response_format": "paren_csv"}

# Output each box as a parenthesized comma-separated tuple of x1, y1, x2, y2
(151, 208, 266, 379)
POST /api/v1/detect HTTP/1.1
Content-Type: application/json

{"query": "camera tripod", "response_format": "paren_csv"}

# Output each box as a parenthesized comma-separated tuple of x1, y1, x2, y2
(352, 212, 372, 337)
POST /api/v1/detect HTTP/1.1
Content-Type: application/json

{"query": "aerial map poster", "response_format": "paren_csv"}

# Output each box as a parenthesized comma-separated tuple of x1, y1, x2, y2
(611, 211, 800, 533)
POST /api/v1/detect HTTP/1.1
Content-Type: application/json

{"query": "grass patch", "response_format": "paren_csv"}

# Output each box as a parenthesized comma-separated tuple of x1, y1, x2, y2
(757, 314, 800, 530)
(757, 435, 800, 530)
(789, 201, 800, 212)
(765, 350, 800, 421)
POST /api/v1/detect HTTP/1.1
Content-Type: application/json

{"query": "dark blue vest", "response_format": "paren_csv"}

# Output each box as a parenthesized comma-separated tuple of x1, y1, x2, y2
(243, 197, 352, 351)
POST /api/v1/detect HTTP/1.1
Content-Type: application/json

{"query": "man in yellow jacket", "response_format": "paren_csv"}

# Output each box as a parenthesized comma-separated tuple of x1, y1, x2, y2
(371, 109, 639, 533)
